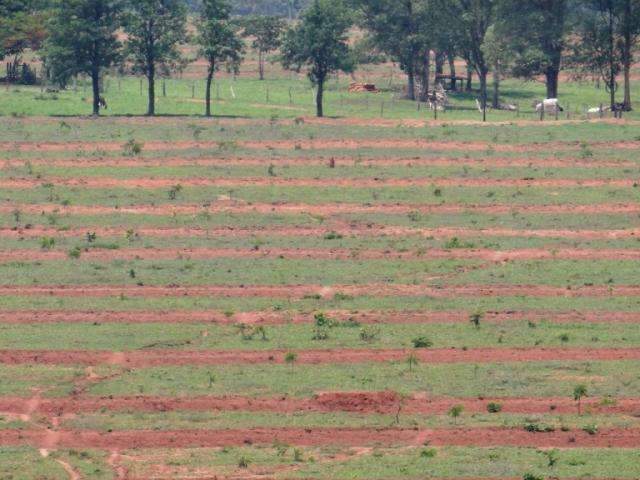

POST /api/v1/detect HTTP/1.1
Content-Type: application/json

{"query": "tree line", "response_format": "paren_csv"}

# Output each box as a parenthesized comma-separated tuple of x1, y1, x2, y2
(1, 0, 639, 117)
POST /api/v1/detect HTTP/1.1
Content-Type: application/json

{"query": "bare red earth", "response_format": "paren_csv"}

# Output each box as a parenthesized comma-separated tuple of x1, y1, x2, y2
(3, 247, 640, 263)
(0, 347, 639, 367)
(0, 284, 635, 298)
(2, 225, 639, 240)
(0, 427, 638, 448)
(4, 154, 635, 169)
(1, 393, 638, 416)
(3, 176, 637, 189)
(2, 202, 640, 217)
(2, 139, 640, 153)
(0, 309, 636, 325)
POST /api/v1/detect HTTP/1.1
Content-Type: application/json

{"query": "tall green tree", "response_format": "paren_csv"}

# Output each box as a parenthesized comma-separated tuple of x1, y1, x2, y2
(242, 15, 285, 80)
(441, 0, 495, 109)
(196, 0, 244, 117)
(619, 0, 640, 109)
(570, 0, 623, 109)
(482, 24, 512, 108)
(45, 0, 122, 115)
(281, 0, 355, 117)
(354, 0, 434, 101)
(0, 0, 47, 80)
(123, 0, 188, 116)
(495, 0, 569, 98)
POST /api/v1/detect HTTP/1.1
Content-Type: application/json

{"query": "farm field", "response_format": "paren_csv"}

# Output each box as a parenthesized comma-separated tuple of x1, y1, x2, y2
(1, 114, 640, 480)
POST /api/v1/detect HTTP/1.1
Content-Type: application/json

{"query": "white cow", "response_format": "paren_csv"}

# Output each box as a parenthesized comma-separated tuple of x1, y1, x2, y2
(534, 98, 563, 114)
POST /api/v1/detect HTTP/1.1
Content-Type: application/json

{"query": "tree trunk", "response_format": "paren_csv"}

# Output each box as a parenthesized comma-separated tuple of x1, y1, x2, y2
(205, 64, 214, 117)
(435, 51, 445, 77)
(419, 53, 430, 102)
(448, 52, 457, 91)
(466, 62, 473, 92)
(406, 68, 416, 101)
(608, 5, 616, 110)
(492, 65, 500, 109)
(258, 50, 265, 81)
(91, 65, 100, 116)
(479, 69, 488, 110)
(545, 66, 559, 99)
(622, 0, 633, 110)
(147, 63, 155, 116)
(316, 77, 324, 117)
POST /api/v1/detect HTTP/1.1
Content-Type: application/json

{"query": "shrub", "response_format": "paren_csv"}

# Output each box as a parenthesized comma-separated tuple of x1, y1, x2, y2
(168, 184, 183, 200)
(412, 337, 433, 349)
(123, 139, 143, 156)
(524, 423, 555, 433)
(312, 326, 329, 341)
(314, 312, 335, 327)
(420, 448, 437, 458)
(448, 405, 464, 424)
(86, 231, 97, 243)
(237, 456, 250, 468)
(359, 326, 380, 343)
(40, 237, 55, 250)
(583, 424, 599, 435)
(323, 231, 343, 240)
(285, 352, 297, 371)
(68, 247, 82, 259)
(469, 312, 483, 329)
(523, 474, 543, 480)
(486, 402, 502, 413)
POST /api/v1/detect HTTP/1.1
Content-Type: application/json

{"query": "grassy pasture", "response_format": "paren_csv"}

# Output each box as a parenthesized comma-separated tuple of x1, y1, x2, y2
(2, 88, 640, 477)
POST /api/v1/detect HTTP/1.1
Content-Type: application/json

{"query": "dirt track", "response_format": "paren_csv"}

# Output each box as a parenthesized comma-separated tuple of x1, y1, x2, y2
(2, 139, 640, 153)
(0, 309, 638, 325)
(3, 247, 640, 263)
(0, 426, 638, 448)
(3, 176, 638, 189)
(1, 347, 639, 366)
(1, 393, 638, 416)
(2, 225, 639, 240)
(0, 284, 634, 299)
(3, 202, 640, 217)
(4, 154, 635, 169)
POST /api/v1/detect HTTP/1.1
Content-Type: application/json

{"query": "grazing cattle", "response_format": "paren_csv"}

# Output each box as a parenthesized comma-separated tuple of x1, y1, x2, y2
(476, 99, 517, 112)
(534, 98, 563, 114)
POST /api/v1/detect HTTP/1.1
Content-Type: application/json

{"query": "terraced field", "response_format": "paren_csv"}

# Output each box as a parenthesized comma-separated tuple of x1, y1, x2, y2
(1, 116, 640, 479)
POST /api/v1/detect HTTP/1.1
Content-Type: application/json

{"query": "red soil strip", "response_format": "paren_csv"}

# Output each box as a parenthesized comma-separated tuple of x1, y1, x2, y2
(3, 247, 640, 263)
(2, 225, 639, 241)
(0, 309, 637, 325)
(2, 139, 640, 153)
(3, 202, 640, 217)
(3, 176, 638, 189)
(5, 155, 636, 169)
(0, 347, 639, 367)
(1, 426, 639, 448)
(1, 393, 638, 416)
(0, 284, 636, 299)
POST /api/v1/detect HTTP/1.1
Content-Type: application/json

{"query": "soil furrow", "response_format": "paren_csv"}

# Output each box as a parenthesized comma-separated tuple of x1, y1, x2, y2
(3, 176, 639, 189)
(2, 139, 640, 153)
(3, 247, 640, 263)
(3, 155, 635, 169)
(0, 309, 637, 325)
(0, 393, 637, 416)
(0, 284, 634, 298)
(0, 426, 638, 448)
(1, 347, 639, 366)
(3, 203, 640, 217)
(2, 226, 639, 240)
